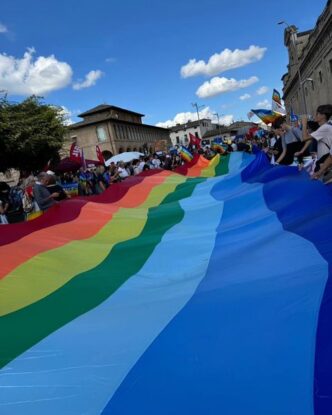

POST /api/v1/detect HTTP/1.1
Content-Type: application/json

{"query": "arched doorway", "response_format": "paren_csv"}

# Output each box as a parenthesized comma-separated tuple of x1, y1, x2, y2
(118, 147, 124, 154)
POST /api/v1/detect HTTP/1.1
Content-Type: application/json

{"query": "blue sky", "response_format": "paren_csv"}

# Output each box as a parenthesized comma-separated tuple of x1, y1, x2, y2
(0, 0, 327, 126)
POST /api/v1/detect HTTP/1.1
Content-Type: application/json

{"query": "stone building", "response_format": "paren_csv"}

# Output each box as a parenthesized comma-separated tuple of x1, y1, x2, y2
(282, 0, 332, 116)
(66, 104, 171, 159)
(169, 119, 215, 146)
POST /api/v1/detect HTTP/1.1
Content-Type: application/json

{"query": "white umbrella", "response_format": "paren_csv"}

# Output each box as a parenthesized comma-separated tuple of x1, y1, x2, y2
(105, 152, 144, 166)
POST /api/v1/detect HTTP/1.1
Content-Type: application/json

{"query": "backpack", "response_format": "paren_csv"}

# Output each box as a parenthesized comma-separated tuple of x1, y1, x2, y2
(8, 187, 23, 213)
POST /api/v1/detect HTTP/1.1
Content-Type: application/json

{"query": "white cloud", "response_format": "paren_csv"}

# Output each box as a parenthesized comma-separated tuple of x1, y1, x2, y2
(73, 70, 103, 90)
(0, 48, 73, 95)
(156, 106, 234, 128)
(256, 86, 269, 95)
(181, 45, 267, 78)
(219, 114, 234, 125)
(196, 76, 259, 98)
(59, 106, 81, 125)
(240, 93, 251, 101)
(0, 23, 8, 33)
(105, 57, 116, 63)
(257, 99, 271, 109)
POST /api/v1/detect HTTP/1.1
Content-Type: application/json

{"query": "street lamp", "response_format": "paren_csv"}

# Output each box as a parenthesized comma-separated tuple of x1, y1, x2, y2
(278, 21, 308, 115)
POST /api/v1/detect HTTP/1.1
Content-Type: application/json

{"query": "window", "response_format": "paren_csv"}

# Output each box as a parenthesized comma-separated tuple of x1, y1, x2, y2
(117, 125, 121, 139)
(319, 71, 323, 83)
(176, 136, 180, 144)
(330, 59, 332, 74)
(305, 87, 308, 96)
(96, 126, 107, 142)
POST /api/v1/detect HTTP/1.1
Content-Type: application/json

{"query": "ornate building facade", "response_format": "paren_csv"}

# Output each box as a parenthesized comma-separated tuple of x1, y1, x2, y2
(66, 104, 171, 159)
(282, 0, 332, 116)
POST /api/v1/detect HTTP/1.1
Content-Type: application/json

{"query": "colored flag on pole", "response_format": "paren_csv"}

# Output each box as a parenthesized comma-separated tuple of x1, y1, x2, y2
(178, 146, 193, 162)
(96, 145, 105, 164)
(69, 143, 82, 163)
(272, 100, 286, 115)
(189, 133, 201, 149)
(272, 89, 282, 105)
(272, 89, 286, 115)
(251, 109, 282, 125)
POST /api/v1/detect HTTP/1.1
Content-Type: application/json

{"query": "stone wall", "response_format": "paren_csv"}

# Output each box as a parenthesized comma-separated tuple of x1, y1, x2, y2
(66, 120, 170, 158)
(282, 1, 332, 115)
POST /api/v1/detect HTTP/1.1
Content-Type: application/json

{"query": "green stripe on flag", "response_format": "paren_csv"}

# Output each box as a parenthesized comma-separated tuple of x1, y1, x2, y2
(0, 177, 205, 368)
(215, 154, 230, 176)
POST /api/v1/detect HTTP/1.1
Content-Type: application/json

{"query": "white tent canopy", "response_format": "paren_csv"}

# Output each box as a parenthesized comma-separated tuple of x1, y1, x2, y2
(105, 152, 144, 166)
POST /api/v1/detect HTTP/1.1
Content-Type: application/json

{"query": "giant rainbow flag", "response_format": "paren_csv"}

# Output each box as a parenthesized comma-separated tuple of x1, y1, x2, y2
(0, 151, 332, 415)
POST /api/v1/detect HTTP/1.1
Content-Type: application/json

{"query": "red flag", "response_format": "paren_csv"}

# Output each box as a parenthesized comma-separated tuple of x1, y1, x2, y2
(81, 147, 87, 170)
(69, 143, 82, 163)
(189, 133, 201, 149)
(96, 145, 105, 164)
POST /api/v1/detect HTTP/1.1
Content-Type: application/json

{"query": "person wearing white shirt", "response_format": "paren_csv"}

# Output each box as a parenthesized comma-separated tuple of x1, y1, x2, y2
(152, 156, 161, 169)
(138, 159, 146, 173)
(301, 105, 332, 173)
(117, 162, 129, 179)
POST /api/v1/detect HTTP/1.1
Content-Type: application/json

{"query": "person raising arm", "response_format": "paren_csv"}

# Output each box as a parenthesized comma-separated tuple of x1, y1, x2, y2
(301, 105, 332, 173)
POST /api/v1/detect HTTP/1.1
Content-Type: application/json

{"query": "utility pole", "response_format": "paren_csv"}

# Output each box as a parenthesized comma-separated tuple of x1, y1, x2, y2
(214, 113, 223, 138)
(191, 102, 205, 121)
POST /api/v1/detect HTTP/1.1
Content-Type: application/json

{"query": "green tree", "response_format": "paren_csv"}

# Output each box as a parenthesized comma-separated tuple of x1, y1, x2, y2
(0, 95, 67, 173)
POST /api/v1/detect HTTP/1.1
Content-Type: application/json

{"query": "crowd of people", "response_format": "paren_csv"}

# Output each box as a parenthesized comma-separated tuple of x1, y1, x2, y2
(260, 105, 332, 183)
(1, 104, 331, 225)
(0, 151, 197, 224)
